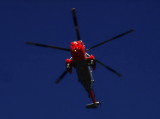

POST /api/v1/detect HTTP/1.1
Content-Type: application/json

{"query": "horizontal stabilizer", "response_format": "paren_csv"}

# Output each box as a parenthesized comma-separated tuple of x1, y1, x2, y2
(86, 101, 101, 109)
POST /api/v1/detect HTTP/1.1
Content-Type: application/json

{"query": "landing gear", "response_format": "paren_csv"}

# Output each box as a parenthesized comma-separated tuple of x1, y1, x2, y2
(66, 59, 73, 73)
(87, 55, 96, 70)
(66, 63, 72, 73)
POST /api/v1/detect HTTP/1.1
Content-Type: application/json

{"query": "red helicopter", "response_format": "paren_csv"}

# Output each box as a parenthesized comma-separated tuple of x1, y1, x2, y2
(26, 8, 134, 109)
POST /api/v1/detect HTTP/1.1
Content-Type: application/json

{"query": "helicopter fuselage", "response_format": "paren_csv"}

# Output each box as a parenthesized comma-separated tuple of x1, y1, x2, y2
(66, 40, 97, 104)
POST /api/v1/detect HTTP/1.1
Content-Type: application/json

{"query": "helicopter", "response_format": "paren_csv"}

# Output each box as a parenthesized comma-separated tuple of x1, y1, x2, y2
(26, 8, 134, 109)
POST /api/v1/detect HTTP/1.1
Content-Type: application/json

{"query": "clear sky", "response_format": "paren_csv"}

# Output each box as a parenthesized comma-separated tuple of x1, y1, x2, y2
(0, 0, 160, 119)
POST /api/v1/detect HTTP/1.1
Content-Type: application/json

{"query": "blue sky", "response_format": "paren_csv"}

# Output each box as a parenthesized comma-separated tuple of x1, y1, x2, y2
(0, 0, 160, 119)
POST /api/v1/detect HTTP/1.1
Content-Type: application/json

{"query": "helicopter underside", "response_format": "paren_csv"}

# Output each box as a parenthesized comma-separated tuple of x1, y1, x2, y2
(74, 59, 93, 92)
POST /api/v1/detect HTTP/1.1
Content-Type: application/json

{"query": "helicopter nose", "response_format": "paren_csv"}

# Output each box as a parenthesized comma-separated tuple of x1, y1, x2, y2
(74, 47, 79, 50)
(72, 47, 79, 52)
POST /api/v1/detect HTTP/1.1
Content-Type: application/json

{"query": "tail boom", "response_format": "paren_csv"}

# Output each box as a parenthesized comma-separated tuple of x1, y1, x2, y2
(86, 90, 101, 109)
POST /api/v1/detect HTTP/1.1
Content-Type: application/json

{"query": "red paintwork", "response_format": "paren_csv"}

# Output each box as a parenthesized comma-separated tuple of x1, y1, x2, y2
(69, 40, 96, 69)
(66, 59, 72, 63)
(89, 90, 96, 103)
(65, 40, 97, 105)
(70, 41, 86, 61)
(86, 55, 95, 61)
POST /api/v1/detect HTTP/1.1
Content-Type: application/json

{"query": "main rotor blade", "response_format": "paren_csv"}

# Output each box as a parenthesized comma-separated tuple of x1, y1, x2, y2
(26, 42, 70, 51)
(88, 29, 134, 50)
(71, 8, 81, 41)
(86, 53, 122, 77)
(55, 70, 68, 84)
(95, 59, 122, 77)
